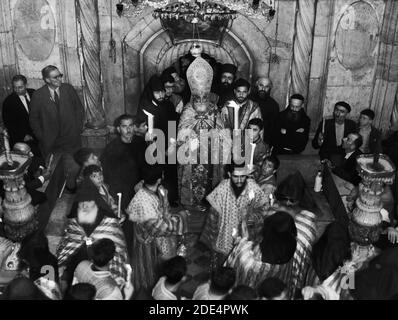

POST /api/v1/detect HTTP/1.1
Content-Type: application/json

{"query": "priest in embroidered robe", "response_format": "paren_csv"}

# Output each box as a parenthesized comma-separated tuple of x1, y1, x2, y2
(225, 171, 317, 299)
(200, 163, 270, 267)
(126, 165, 189, 297)
(177, 55, 231, 210)
(220, 78, 262, 131)
(56, 190, 128, 293)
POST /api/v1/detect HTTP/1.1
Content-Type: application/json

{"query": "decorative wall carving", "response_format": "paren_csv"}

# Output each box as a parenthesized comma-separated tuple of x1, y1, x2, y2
(13, 0, 56, 62)
(335, 1, 379, 70)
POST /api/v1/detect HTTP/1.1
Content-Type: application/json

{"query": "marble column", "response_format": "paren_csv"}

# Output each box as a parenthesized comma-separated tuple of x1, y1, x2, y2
(289, 0, 317, 105)
(370, 0, 398, 132)
(76, 0, 109, 148)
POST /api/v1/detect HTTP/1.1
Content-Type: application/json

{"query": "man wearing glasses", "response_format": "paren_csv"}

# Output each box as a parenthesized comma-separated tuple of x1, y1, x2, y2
(30, 65, 85, 190)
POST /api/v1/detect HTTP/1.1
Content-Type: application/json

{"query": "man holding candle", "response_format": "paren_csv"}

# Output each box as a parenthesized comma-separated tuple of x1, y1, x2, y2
(57, 190, 128, 294)
(126, 165, 188, 297)
(221, 78, 262, 131)
(200, 162, 270, 268)
(273, 94, 310, 154)
(312, 101, 356, 164)
(139, 75, 179, 206)
(177, 57, 229, 210)
(212, 63, 238, 108)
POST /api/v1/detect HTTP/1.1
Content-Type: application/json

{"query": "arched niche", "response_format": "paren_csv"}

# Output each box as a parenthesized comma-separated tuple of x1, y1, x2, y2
(122, 12, 271, 115)
(139, 29, 253, 89)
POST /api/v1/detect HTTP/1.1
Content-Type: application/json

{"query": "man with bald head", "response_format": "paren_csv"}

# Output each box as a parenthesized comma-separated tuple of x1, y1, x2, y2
(250, 77, 280, 144)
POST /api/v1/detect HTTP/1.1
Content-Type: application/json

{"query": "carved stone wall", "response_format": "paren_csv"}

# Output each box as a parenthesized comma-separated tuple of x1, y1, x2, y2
(1, 0, 396, 134)
(322, 0, 385, 123)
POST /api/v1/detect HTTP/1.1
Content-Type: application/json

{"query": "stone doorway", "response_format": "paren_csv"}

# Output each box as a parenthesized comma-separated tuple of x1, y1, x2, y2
(123, 21, 253, 115)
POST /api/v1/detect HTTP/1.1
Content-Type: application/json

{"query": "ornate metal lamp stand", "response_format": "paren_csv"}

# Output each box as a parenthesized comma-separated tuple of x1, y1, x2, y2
(349, 154, 396, 246)
(0, 131, 37, 242)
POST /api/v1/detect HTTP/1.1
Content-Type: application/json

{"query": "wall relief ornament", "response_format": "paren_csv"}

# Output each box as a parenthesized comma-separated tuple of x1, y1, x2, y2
(13, 0, 56, 62)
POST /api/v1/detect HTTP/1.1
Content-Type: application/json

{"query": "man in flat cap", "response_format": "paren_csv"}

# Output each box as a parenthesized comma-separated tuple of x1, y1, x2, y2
(221, 78, 262, 131)
(312, 101, 357, 164)
(213, 63, 238, 108)
(357, 108, 382, 154)
(274, 94, 310, 154)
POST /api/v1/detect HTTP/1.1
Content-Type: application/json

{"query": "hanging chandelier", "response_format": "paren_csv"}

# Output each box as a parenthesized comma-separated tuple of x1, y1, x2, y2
(117, 0, 275, 21)
(153, 1, 237, 23)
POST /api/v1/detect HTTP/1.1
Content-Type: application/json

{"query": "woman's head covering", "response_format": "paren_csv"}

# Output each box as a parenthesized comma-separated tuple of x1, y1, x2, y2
(311, 221, 351, 282)
(260, 211, 297, 264)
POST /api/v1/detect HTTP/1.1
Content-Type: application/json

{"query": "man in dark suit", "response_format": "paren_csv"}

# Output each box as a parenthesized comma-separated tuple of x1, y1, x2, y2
(29, 65, 85, 190)
(312, 101, 357, 164)
(328, 133, 363, 186)
(2, 75, 39, 155)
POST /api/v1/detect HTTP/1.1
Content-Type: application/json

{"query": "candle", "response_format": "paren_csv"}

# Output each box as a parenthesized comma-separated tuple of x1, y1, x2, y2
(143, 110, 154, 136)
(125, 263, 132, 285)
(47, 153, 54, 169)
(228, 101, 241, 130)
(58, 179, 67, 198)
(248, 189, 255, 200)
(249, 142, 256, 170)
(3, 130, 13, 165)
(117, 193, 122, 219)
(321, 117, 325, 134)
(232, 227, 238, 238)
(269, 193, 274, 206)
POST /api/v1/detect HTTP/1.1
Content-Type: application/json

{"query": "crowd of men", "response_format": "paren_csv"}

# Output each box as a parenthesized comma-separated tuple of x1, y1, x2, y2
(0, 54, 398, 300)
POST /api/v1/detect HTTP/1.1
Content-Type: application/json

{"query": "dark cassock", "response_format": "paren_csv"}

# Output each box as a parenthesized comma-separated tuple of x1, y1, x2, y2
(101, 135, 140, 211)
(212, 63, 237, 109)
(139, 75, 179, 205)
(274, 104, 310, 154)
(249, 88, 280, 145)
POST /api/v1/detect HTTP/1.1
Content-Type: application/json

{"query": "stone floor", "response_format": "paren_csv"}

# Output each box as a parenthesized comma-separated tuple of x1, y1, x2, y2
(44, 153, 335, 298)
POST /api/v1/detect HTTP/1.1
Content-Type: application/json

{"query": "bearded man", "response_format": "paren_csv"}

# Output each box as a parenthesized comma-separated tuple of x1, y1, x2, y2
(226, 171, 317, 299)
(213, 63, 237, 108)
(177, 56, 230, 210)
(56, 191, 128, 293)
(249, 77, 280, 144)
(221, 78, 262, 131)
(200, 163, 270, 268)
(273, 94, 310, 154)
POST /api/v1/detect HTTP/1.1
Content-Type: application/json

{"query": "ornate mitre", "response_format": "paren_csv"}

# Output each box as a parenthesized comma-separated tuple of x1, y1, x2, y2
(186, 56, 213, 98)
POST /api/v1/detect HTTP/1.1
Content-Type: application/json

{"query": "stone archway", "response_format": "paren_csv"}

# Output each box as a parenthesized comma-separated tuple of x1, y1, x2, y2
(122, 13, 271, 115)
(138, 29, 253, 90)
